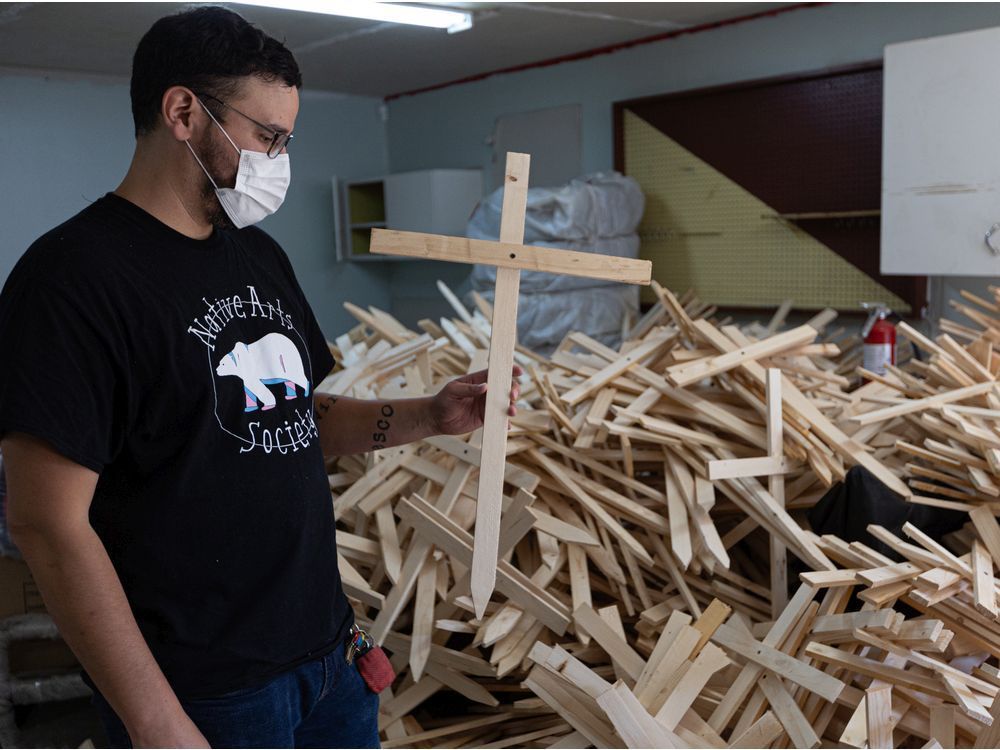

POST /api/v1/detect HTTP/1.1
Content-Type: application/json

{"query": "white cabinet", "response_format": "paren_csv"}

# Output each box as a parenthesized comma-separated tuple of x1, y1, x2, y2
(882, 26, 1000, 276)
(335, 169, 483, 260)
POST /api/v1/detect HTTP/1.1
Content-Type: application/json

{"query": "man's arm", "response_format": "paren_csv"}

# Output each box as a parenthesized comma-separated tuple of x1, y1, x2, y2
(314, 368, 520, 457)
(314, 395, 435, 456)
(2, 433, 209, 748)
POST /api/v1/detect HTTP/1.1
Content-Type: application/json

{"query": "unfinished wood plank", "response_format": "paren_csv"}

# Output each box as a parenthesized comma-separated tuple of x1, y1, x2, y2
(852, 382, 998, 425)
(597, 604, 632, 683)
(409, 557, 437, 680)
(596, 680, 682, 749)
(655, 642, 730, 729)
(666, 325, 817, 387)
(971, 539, 998, 619)
(397, 494, 572, 633)
(804, 642, 951, 702)
(371, 229, 652, 285)
(369, 461, 475, 643)
(969, 505, 1000, 566)
(573, 604, 645, 682)
(812, 608, 901, 640)
(858, 561, 922, 588)
(929, 704, 956, 749)
(711, 622, 845, 703)
(470, 154, 530, 618)
(693, 319, 910, 498)
(530, 508, 600, 547)
(707, 584, 816, 732)
(726, 711, 783, 749)
(531, 448, 654, 565)
(766, 368, 788, 619)
(562, 332, 674, 406)
(941, 673, 994, 726)
(707, 455, 798, 481)
(973, 689, 1000, 748)
(758, 671, 820, 749)
(664, 463, 693, 569)
(692, 599, 733, 653)
(337, 552, 386, 609)
(375, 501, 403, 584)
(866, 685, 894, 749)
(324, 278, 1000, 744)
(524, 666, 620, 748)
(800, 569, 860, 588)
(636, 625, 702, 712)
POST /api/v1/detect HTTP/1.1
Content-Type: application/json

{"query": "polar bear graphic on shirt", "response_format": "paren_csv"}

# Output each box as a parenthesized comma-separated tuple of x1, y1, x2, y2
(216, 332, 311, 412)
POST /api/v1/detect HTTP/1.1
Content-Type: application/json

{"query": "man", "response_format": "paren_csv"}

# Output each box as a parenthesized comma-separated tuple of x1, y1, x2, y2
(0, 7, 518, 747)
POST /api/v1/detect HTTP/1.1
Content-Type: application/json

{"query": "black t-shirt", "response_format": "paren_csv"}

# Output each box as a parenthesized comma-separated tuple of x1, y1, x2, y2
(0, 193, 352, 697)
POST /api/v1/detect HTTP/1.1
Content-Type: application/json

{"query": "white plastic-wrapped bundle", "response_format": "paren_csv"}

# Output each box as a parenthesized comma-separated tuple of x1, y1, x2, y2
(467, 171, 645, 243)
(509, 284, 639, 355)
(467, 172, 645, 354)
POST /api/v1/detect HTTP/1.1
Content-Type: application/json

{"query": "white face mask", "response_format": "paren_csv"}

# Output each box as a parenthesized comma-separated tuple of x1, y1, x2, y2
(186, 101, 290, 229)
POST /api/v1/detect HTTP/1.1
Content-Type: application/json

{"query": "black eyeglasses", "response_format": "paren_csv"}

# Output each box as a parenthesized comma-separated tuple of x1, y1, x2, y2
(197, 92, 293, 159)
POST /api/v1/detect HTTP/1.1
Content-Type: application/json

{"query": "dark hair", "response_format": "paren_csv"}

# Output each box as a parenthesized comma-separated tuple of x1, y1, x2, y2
(130, 6, 302, 136)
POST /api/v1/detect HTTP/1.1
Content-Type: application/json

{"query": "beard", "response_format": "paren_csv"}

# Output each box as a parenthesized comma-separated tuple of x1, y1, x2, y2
(195, 130, 238, 230)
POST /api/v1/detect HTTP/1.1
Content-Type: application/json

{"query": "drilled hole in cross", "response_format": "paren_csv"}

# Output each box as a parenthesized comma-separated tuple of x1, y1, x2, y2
(509, 253, 516, 259)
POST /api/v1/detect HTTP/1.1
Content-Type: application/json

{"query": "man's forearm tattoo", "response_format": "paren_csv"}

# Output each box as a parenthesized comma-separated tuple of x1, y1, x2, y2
(315, 395, 338, 423)
(371, 403, 394, 451)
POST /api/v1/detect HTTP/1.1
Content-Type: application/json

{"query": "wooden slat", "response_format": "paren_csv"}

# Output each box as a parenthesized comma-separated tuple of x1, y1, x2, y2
(666, 325, 817, 387)
(471, 152, 531, 619)
(852, 382, 998, 426)
(370, 228, 652, 284)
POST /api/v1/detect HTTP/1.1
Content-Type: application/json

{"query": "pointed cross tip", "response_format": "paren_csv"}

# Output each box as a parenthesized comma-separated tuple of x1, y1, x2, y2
(472, 588, 491, 620)
(411, 664, 426, 682)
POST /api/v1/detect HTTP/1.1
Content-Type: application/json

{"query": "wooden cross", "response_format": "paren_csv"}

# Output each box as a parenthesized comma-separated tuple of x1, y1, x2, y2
(370, 152, 652, 617)
(707, 368, 791, 618)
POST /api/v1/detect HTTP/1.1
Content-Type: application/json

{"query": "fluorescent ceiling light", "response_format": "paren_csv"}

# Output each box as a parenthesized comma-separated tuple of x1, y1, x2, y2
(232, 1, 474, 33)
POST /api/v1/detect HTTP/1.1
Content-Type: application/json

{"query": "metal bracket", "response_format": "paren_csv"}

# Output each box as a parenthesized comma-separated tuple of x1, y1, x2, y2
(985, 223, 1000, 256)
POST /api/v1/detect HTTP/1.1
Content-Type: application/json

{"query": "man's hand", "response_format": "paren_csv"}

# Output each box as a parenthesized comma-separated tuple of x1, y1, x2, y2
(314, 366, 524, 456)
(429, 366, 523, 436)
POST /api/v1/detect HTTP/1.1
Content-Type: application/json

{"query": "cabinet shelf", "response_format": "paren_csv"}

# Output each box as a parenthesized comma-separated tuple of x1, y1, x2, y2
(334, 169, 483, 262)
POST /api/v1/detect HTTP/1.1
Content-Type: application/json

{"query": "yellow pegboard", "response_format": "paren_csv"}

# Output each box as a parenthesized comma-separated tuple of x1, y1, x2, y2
(624, 111, 909, 313)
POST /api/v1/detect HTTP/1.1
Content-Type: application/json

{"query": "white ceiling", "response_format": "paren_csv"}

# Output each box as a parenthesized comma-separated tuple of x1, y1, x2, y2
(0, 2, 793, 97)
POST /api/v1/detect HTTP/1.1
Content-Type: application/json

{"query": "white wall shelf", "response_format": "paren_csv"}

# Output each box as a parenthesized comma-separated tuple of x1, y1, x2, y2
(334, 169, 483, 261)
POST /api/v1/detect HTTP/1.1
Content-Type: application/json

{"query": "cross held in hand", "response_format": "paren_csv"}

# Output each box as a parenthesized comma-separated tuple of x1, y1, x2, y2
(370, 152, 653, 617)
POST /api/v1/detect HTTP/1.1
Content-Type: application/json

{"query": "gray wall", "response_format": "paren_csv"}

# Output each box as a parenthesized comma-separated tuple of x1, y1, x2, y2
(0, 72, 390, 337)
(384, 2, 1000, 325)
(8, 4, 1000, 336)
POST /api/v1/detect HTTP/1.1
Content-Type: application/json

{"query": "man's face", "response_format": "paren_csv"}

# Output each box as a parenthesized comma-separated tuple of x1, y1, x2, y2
(195, 77, 299, 229)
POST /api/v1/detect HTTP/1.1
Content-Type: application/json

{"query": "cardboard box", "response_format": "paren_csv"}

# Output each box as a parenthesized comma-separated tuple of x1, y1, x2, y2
(0, 555, 45, 619)
(0, 555, 80, 676)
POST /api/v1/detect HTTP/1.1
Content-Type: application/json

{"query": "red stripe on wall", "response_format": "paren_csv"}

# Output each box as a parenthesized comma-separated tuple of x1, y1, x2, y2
(384, 3, 828, 102)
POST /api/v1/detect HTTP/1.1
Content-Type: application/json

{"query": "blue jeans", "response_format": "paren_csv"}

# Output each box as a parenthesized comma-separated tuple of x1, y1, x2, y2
(91, 646, 380, 748)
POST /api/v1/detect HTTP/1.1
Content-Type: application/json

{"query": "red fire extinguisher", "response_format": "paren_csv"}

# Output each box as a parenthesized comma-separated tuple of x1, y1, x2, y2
(861, 302, 896, 376)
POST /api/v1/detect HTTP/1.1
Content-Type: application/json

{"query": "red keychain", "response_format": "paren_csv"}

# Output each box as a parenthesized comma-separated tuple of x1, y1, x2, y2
(346, 625, 395, 694)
